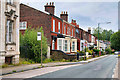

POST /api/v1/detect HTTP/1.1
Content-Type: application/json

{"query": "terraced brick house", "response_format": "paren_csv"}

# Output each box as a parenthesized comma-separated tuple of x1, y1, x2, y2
(20, 2, 96, 56)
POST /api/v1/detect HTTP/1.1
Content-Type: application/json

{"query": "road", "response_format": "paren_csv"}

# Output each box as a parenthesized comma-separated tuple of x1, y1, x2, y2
(2, 55, 117, 79)
(34, 55, 117, 78)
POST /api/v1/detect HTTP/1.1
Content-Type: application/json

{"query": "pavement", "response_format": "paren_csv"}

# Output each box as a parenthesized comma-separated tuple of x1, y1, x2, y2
(113, 55, 120, 80)
(34, 55, 117, 78)
(2, 55, 108, 75)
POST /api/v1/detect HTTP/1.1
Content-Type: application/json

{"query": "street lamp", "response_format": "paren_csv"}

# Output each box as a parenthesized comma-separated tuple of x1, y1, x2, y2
(98, 22, 111, 50)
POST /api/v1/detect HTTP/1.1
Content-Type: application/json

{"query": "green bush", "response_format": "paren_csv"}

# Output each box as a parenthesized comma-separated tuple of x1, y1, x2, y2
(89, 46, 94, 50)
(1, 64, 8, 68)
(79, 51, 85, 56)
(105, 48, 112, 54)
(93, 49, 100, 55)
(20, 27, 48, 63)
(43, 58, 53, 63)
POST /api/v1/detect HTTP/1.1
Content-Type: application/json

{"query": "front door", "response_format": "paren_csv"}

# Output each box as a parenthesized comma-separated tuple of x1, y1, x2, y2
(5, 57, 12, 64)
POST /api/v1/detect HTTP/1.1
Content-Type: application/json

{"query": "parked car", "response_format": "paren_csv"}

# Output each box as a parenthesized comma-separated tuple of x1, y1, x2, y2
(114, 51, 120, 55)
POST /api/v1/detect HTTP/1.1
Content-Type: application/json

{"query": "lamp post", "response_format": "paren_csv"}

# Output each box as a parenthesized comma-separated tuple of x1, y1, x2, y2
(98, 22, 111, 50)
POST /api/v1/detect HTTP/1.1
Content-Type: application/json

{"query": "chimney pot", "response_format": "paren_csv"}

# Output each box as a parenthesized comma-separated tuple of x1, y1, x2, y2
(64, 11, 65, 14)
(45, 2, 55, 15)
(61, 11, 63, 14)
(52, 2, 54, 5)
(66, 11, 67, 14)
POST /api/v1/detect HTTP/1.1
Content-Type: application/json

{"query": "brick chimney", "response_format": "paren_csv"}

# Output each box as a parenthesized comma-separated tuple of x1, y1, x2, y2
(88, 27, 91, 34)
(60, 11, 68, 22)
(45, 2, 55, 15)
(71, 19, 79, 28)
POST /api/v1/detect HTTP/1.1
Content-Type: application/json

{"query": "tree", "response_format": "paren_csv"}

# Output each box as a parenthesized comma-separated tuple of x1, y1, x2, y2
(93, 27, 103, 40)
(110, 31, 120, 51)
(93, 27, 114, 41)
(20, 27, 48, 63)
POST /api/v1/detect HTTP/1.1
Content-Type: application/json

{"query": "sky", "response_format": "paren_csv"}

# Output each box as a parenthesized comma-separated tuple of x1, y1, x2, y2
(20, 0, 119, 33)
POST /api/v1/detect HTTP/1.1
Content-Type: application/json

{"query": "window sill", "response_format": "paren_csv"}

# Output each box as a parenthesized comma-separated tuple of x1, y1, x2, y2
(20, 28, 26, 30)
(6, 42, 16, 46)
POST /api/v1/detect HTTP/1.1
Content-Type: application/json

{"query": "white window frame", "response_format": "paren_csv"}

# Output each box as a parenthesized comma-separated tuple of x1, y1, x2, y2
(58, 22, 60, 33)
(58, 39, 62, 50)
(67, 27, 70, 35)
(20, 22, 27, 30)
(63, 40, 65, 51)
(52, 40, 55, 50)
(72, 41, 75, 51)
(72, 29, 73, 36)
(6, 20, 13, 43)
(64, 25, 66, 34)
(64, 40, 68, 52)
(53, 20, 55, 32)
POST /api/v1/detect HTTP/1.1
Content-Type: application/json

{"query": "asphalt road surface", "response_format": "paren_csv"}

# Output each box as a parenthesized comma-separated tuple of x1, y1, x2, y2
(34, 55, 117, 78)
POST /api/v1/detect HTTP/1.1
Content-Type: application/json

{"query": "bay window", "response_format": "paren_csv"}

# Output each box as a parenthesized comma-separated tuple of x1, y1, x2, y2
(65, 40, 67, 51)
(58, 39, 62, 50)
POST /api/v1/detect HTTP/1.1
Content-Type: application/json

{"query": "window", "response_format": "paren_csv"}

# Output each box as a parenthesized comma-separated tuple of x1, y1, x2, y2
(52, 40, 55, 50)
(65, 40, 67, 51)
(64, 25, 66, 34)
(58, 39, 62, 50)
(72, 41, 75, 51)
(20, 22, 27, 30)
(58, 22, 60, 33)
(72, 29, 73, 36)
(67, 27, 70, 35)
(6, 20, 13, 43)
(53, 20, 55, 32)
(7, 0, 13, 4)
(63, 40, 65, 51)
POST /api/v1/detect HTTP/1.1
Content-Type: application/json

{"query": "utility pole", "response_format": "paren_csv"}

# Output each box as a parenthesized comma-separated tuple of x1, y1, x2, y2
(98, 23, 100, 50)
(97, 22, 111, 50)
(37, 31, 42, 67)
(41, 31, 42, 67)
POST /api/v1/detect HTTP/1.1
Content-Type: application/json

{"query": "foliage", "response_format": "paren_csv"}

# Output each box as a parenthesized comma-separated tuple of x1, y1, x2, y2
(93, 49, 100, 55)
(88, 50, 93, 55)
(89, 46, 94, 50)
(93, 27, 114, 41)
(20, 27, 48, 63)
(43, 58, 53, 63)
(19, 58, 35, 64)
(110, 31, 120, 51)
(105, 48, 112, 54)
(1, 64, 8, 68)
(78, 51, 85, 56)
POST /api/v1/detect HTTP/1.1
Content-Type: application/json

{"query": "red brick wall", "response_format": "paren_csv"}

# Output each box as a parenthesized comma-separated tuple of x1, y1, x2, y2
(51, 17, 62, 34)
(20, 4, 51, 45)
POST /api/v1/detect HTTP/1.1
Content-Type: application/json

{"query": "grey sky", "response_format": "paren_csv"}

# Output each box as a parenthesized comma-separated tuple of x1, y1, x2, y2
(20, 0, 118, 32)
